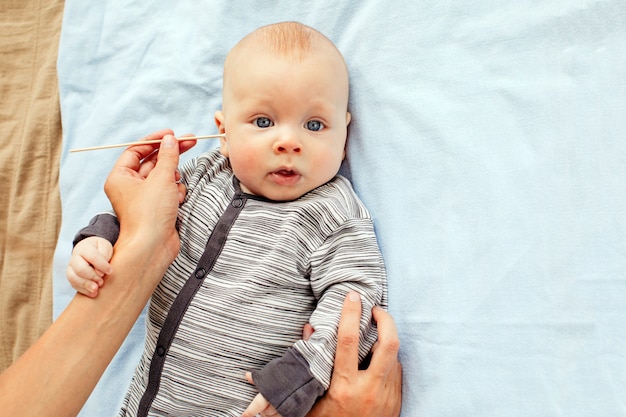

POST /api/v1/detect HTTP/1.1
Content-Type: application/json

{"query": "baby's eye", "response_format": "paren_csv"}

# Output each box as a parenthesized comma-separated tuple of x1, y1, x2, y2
(305, 120, 324, 132)
(254, 117, 274, 128)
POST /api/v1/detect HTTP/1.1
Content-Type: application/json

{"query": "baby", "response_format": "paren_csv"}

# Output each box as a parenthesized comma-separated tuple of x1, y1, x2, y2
(68, 21, 387, 417)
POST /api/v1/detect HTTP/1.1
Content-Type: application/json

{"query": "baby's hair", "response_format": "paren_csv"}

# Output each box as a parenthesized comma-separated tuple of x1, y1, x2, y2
(254, 21, 319, 60)
(232, 21, 344, 64)
(222, 21, 350, 107)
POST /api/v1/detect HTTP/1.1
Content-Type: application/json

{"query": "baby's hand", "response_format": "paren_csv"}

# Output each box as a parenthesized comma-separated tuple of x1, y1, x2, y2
(242, 372, 280, 417)
(66, 236, 113, 298)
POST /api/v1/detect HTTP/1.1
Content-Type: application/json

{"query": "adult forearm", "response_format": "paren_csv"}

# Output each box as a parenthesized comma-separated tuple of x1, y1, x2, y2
(0, 235, 167, 417)
(0, 132, 184, 416)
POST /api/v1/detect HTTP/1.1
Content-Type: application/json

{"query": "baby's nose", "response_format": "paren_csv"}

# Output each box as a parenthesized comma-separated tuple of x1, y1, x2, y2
(273, 132, 302, 153)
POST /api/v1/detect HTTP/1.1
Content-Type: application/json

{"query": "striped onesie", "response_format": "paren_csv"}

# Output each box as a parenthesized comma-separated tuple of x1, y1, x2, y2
(75, 149, 387, 417)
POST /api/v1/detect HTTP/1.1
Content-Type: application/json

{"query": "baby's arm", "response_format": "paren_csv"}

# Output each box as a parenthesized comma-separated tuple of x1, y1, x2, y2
(66, 236, 113, 297)
(67, 213, 121, 297)
(241, 373, 278, 417)
(249, 218, 387, 417)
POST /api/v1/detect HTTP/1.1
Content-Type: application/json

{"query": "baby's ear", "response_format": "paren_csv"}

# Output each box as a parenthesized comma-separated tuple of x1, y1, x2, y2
(214, 111, 228, 157)
(342, 111, 351, 160)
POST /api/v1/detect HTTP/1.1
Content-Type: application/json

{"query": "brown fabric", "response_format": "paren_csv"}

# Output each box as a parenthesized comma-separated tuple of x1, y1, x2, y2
(0, 0, 64, 371)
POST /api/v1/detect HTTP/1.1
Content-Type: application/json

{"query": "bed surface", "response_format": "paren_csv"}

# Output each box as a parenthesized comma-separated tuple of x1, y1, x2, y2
(54, 1, 626, 415)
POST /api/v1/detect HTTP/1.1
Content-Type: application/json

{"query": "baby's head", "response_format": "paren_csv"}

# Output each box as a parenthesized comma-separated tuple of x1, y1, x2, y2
(215, 22, 351, 201)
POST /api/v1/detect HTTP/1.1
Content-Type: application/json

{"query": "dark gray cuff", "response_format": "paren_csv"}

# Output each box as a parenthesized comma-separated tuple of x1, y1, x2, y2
(72, 213, 120, 247)
(251, 347, 325, 417)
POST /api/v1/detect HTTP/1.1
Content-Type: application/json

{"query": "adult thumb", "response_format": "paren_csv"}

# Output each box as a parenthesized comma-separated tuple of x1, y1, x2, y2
(155, 134, 180, 175)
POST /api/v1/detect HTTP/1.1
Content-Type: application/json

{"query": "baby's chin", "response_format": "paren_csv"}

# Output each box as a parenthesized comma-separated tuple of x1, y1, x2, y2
(259, 188, 311, 202)
(242, 182, 317, 202)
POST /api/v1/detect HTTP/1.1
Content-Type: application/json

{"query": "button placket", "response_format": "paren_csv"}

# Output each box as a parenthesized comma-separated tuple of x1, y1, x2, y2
(137, 191, 248, 416)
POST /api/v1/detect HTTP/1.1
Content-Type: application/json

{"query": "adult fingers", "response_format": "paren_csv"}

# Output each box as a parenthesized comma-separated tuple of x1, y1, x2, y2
(389, 362, 403, 417)
(333, 291, 362, 379)
(149, 134, 180, 181)
(367, 306, 401, 378)
(117, 133, 180, 188)
(137, 150, 159, 178)
(136, 133, 196, 178)
(370, 308, 403, 417)
(372, 307, 400, 353)
(379, 360, 403, 417)
(177, 183, 187, 204)
(112, 129, 175, 174)
(176, 133, 198, 155)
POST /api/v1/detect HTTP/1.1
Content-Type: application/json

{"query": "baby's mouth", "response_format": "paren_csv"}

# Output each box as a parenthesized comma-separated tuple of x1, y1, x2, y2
(276, 169, 296, 176)
(270, 168, 301, 185)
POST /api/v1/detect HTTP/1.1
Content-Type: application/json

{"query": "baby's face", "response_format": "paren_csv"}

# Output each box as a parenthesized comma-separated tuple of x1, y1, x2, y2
(215, 47, 351, 201)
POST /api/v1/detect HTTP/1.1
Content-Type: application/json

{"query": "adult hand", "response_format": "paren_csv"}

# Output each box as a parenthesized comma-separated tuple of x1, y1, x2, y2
(104, 129, 195, 270)
(306, 293, 403, 417)
(0, 130, 197, 417)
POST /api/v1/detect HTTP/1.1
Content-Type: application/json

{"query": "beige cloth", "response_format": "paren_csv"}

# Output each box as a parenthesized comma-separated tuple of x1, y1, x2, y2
(0, 0, 64, 371)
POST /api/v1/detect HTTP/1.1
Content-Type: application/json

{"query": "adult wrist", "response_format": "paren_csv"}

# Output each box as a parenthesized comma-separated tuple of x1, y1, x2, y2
(112, 232, 176, 289)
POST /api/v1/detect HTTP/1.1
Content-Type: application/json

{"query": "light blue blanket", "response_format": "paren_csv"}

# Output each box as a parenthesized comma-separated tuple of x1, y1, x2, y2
(54, 1, 626, 415)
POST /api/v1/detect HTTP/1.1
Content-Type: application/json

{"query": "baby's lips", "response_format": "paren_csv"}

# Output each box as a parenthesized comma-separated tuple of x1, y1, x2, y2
(276, 169, 295, 176)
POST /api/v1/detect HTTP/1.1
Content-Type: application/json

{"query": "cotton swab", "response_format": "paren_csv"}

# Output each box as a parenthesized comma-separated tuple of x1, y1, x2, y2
(69, 134, 225, 153)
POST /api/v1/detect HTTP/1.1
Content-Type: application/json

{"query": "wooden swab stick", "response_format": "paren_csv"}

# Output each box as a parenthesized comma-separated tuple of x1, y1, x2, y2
(69, 134, 225, 153)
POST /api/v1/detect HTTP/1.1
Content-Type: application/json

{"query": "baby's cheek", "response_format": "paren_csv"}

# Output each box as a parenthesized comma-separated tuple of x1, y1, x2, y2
(230, 154, 263, 189)
(238, 154, 263, 177)
(315, 154, 343, 179)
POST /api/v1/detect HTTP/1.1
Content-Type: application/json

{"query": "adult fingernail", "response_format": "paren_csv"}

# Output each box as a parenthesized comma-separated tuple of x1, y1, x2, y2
(163, 135, 176, 148)
(348, 291, 361, 302)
